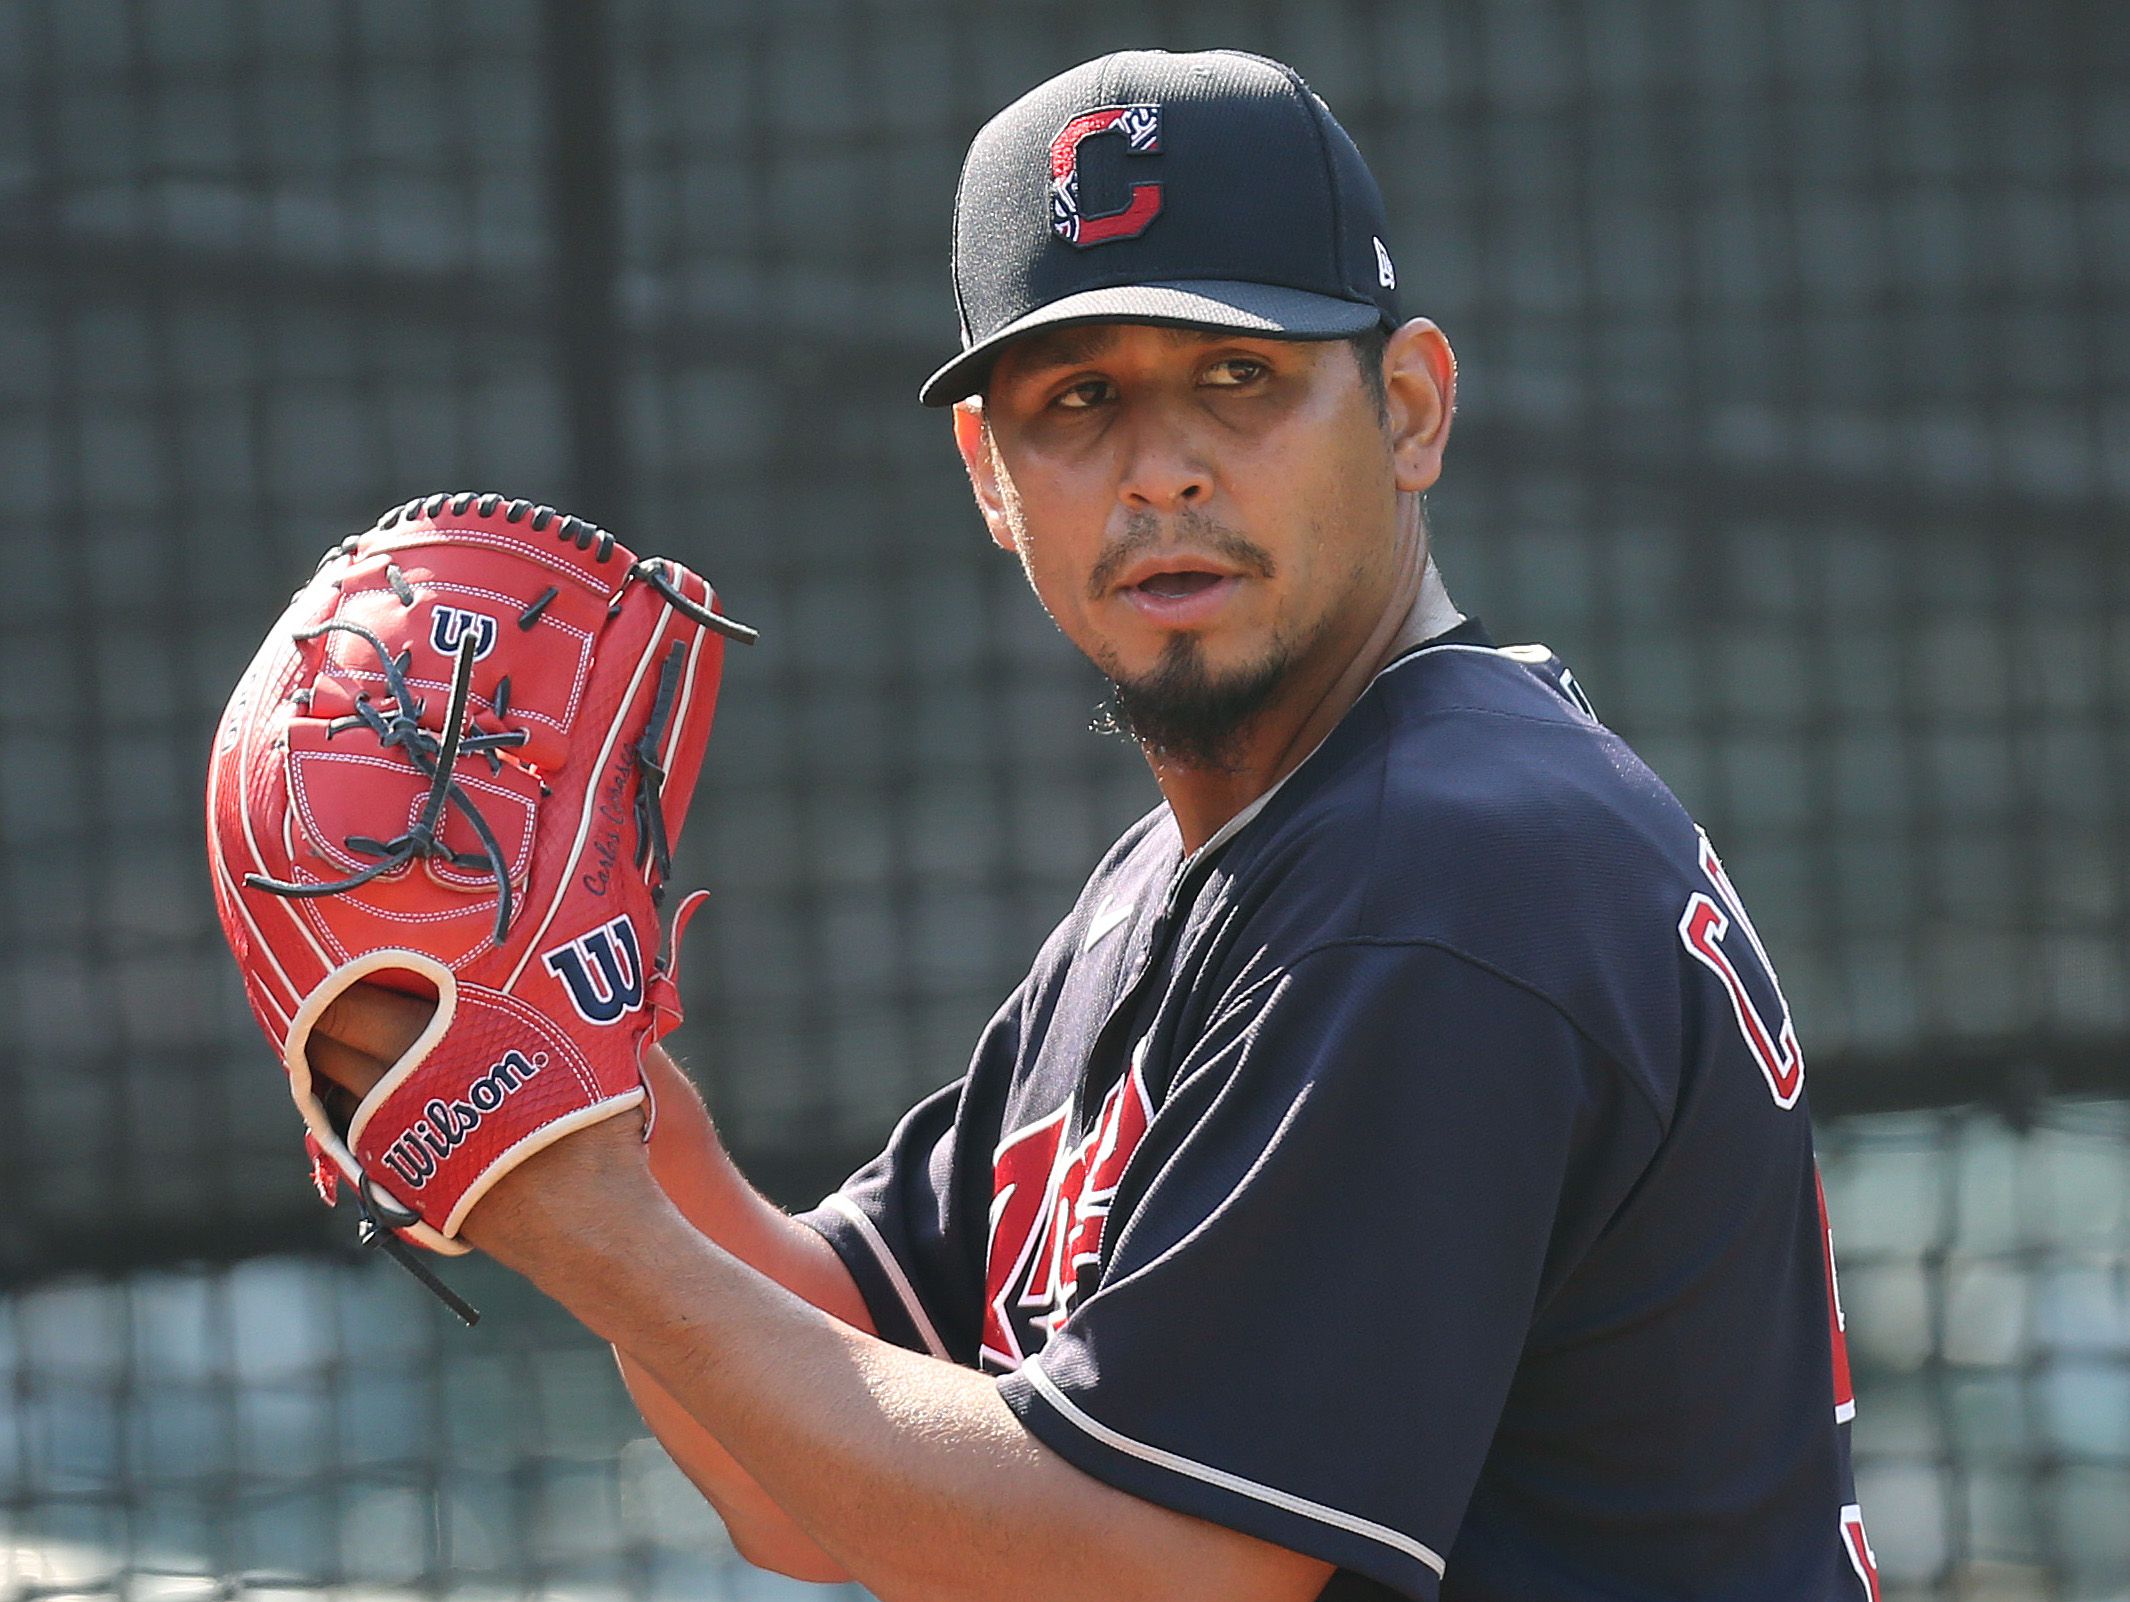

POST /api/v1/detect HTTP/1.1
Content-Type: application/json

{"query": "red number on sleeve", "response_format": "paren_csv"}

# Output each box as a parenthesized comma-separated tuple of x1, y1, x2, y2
(1679, 831, 1805, 1107)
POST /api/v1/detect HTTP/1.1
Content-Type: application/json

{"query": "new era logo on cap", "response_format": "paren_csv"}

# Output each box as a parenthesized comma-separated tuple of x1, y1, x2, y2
(921, 49, 1403, 406)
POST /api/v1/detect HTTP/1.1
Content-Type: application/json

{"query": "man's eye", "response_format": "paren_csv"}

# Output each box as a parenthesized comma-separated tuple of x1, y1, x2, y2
(1202, 358, 1268, 388)
(1054, 379, 1112, 410)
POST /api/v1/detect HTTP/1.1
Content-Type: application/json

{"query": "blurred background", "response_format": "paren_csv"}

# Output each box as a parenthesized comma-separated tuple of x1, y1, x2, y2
(1, 1, 2124, 1598)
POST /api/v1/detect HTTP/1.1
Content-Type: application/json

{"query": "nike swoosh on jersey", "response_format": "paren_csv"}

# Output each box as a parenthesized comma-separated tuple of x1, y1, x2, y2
(1082, 897, 1133, 952)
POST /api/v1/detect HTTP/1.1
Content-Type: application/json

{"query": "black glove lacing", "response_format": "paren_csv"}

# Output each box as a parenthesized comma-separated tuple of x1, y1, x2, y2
(631, 640, 688, 900)
(245, 622, 522, 946)
(250, 503, 757, 951)
(354, 1178, 482, 1327)
(628, 557, 760, 645)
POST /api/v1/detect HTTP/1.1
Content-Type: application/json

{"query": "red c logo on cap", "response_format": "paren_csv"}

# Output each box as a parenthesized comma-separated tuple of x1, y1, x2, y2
(1049, 104, 1162, 248)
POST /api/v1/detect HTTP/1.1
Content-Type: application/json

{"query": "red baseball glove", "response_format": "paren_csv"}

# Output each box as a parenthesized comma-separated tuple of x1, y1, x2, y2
(207, 492, 752, 1311)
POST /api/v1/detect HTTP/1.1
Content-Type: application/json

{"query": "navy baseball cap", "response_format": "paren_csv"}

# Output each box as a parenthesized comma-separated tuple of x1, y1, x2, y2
(919, 49, 1403, 407)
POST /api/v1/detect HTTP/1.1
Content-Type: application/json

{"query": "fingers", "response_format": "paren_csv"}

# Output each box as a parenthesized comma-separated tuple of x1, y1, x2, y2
(308, 1030, 390, 1099)
(314, 981, 436, 1063)
(320, 1077, 364, 1136)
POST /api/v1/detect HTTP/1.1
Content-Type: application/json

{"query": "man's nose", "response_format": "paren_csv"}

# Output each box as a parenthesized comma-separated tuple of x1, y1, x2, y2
(1115, 412, 1211, 510)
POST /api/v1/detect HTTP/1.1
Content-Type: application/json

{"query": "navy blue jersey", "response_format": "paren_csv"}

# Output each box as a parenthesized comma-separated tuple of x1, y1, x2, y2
(801, 622, 1878, 1600)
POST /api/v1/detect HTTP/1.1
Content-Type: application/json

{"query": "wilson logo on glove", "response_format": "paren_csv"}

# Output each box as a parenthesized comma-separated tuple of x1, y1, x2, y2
(542, 916, 648, 1025)
(376, 1048, 549, 1191)
(429, 604, 499, 662)
(205, 491, 754, 1323)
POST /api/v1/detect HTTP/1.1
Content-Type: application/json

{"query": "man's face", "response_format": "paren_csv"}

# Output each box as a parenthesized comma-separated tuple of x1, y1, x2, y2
(963, 324, 1406, 768)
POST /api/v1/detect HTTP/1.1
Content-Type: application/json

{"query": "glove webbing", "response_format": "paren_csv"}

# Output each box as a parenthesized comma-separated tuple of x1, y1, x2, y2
(248, 628, 507, 1320)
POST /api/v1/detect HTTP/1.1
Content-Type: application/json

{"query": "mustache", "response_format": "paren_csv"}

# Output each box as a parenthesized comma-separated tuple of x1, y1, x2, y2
(1085, 510, 1277, 602)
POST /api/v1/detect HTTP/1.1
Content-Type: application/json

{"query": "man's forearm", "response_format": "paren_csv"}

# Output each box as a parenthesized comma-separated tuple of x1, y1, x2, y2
(617, 1356, 855, 1583)
(489, 1161, 1328, 1602)
(627, 1045, 867, 1579)
(640, 1044, 874, 1326)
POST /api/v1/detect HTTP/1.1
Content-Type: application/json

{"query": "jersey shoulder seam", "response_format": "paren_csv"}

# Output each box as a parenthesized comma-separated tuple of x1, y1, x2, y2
(1279, 935, 1674, 1133)
(1385, 701, 1607, 738)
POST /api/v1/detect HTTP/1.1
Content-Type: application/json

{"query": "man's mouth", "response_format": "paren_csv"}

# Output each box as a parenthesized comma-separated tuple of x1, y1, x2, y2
(1132, 570, 1226, 599)
(1115, 567, 1245, 627)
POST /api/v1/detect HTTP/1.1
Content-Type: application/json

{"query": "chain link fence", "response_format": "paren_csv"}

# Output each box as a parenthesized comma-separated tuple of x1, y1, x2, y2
(2, 2, 2125, 1596)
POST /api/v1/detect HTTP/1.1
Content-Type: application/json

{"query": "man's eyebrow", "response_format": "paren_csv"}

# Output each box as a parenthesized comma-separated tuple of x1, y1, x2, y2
(1008, 325, 1120, 371)
(1006, 323, 1234, 373)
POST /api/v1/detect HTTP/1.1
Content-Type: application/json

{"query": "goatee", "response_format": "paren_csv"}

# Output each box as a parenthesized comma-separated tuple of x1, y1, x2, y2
(1093, 632, 1295, 773)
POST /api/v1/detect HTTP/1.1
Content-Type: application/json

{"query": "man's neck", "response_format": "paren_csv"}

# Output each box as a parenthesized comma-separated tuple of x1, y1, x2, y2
(1147, 559, 1463, 855)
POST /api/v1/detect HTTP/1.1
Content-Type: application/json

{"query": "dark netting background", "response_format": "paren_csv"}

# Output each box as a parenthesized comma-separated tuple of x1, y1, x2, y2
(1, 1, 2124, 1597)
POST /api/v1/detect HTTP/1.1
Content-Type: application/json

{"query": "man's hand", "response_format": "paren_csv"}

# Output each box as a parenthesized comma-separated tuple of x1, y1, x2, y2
(310, 984, 1329, 1600)
(309, 982, 658, 1274)
(308, 982, 429, 1096)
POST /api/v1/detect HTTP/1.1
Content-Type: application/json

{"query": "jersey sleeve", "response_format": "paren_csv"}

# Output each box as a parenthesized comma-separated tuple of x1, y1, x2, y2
(993, 941, 1660, 1600)
(794, 988, 1020, 1366)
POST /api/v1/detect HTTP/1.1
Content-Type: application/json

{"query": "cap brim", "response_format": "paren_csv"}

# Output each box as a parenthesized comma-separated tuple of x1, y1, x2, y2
(918, 281, 1386, 407)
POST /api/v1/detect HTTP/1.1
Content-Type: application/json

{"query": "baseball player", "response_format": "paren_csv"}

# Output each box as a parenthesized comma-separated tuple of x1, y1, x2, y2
(309, 49, 1877, 1601)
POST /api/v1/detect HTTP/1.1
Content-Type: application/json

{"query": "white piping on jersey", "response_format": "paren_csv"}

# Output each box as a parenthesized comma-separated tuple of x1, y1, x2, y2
(1182, 775, 1283, 868)
(820, 1192, 952, 1361)
(1018, 1356, 1448, 1579)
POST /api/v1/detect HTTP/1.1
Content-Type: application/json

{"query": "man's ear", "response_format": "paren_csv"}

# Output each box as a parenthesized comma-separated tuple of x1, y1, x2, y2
(1381, 318, 1456, 495)
(952, 402, 1018, 554)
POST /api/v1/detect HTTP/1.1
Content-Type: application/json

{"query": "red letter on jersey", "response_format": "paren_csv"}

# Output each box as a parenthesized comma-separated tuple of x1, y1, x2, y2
(1679, 830, 1804, 1107)
(982, 1064, 1153, 1370)
(1818, 1166, 1857, 1423)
